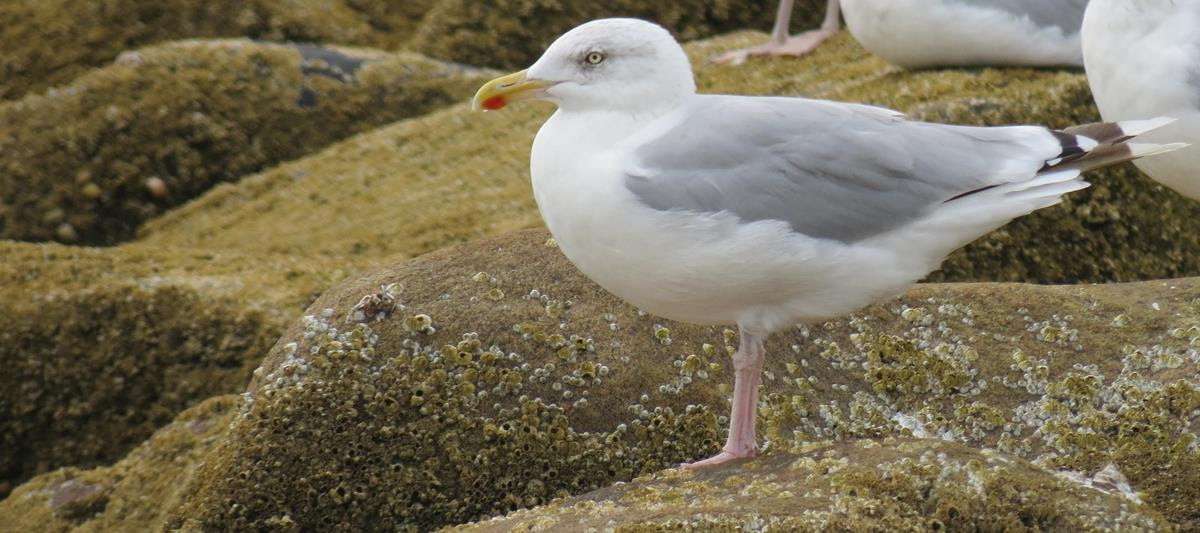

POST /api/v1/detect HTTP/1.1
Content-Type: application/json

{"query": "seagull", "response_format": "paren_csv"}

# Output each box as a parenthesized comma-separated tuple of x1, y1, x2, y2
(472, 18, 1180, 468)
(716, 0, 1090, 68)
(1082, 0, 1200, 200)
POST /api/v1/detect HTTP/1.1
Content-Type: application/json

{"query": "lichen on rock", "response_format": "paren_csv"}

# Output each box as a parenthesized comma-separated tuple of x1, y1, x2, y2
(448, 439, 1170, 532)
(0, 0, 438, 101)
(0, 39, 492, 245)
(160, 229, 1200, 531)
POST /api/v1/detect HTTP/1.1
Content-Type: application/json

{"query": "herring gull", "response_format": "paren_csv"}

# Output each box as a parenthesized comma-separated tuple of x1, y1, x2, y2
(716, 0, 1089, 68)
(472, 18, 1181, 467)
(1082, 0, 1200, 200)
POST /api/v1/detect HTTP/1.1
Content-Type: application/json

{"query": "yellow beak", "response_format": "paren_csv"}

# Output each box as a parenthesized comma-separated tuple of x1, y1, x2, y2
(471, 70, 550, 111)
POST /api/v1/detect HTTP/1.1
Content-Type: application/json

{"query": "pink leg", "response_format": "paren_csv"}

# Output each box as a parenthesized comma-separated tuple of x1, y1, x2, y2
(712, 0, 841, 65)
(683, 329, 766, 469)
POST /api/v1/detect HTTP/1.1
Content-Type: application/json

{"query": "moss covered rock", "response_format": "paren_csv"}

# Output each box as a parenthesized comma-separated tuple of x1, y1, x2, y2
(0, 0, 437, 101)
(163, 229, 1200, 531)
(0, 259, 278, 496)
(140, 31, 1200, 283)
(0, 239, 357, 494)
(451, 439, 1168, 532)
(410, 0, 825, 70)
(0, 395, 239, 532)
(0, 39, 492, 245)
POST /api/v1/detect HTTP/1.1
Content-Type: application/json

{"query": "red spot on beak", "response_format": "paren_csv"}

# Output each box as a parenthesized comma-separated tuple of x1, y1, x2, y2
(483, 96, 508, 111)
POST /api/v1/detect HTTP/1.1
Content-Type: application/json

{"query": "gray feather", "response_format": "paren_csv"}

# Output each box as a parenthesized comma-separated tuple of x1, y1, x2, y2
(623, 95, 1063, 243)
(956, 0, 1089, 33)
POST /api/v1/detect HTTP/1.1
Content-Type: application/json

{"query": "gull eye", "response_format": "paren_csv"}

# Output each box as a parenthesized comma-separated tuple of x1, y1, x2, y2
(585, 51, 605, 65)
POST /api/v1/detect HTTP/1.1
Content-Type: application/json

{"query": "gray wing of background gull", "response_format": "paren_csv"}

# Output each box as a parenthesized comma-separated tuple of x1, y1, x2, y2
(623, 95, 1076, 243)
(957, 0, 1090, 33)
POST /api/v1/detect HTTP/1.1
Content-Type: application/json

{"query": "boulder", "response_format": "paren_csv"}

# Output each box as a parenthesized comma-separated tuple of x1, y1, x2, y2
(163, 229, 1200, 531)
(0, 240, 350, 493)
(0, 40, 492, 244)
(0, 0, 436, 100)
(450, 439, 1169, 532)
(0, 396, 239, 532)
(410, 0, 826, 70)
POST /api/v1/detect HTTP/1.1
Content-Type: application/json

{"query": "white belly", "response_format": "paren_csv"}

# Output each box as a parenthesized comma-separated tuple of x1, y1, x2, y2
(842, 0, 1083, 67)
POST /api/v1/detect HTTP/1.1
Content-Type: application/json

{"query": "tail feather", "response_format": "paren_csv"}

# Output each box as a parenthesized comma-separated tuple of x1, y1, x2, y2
(1049, 117, 1185, 172)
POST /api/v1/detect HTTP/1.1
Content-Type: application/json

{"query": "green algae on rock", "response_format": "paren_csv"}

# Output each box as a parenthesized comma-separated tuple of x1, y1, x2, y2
(141, 31, 1200, 283)
(163, 229, 1200, 531)
(0, 279, 276, 497)
(0, 39, 492, 245)
(410, 0, 826, 70)
(0, 395, 240, 532)
(448, 439, 1169, 532)
(0, 0, 437, 101)
(0, 239, 355, 495)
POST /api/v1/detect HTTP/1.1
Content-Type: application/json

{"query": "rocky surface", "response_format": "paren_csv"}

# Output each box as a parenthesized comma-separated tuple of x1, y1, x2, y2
(0, 40, 492, 244)
(0, 0, 436, 101)
(451, 439, 1169, 532)
(160, 229, 1198, 531)
(0, 396, 239, 532)
(411, 0, 825, 70)
(0, 0, 818, 101)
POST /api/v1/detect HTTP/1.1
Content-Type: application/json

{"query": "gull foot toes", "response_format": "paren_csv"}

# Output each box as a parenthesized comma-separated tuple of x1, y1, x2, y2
(681, 450, 754, 469)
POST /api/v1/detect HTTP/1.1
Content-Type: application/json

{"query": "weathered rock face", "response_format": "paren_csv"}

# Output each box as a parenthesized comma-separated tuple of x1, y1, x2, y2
(160, 229, 1199, 531)
(0, 0, 438, 101)
(140, 32, 1200, 284)
(0, 240, 351, 493)
(450, 439, 1169, 532)
(0, 40, 492, 245)
(0, 254, 278, 493)
(0, 395, 239, 533)
(411, 0, 825, 70)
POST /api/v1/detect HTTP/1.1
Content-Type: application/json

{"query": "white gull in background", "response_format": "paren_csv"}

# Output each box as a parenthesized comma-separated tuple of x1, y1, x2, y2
(472, 18, 1180, 467)
(717, 0, 1089, 68)
(1082, 0, 1200, 200)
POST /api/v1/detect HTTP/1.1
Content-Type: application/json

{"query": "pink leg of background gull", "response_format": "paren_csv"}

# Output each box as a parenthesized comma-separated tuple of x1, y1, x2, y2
(713, 0, 841, 65)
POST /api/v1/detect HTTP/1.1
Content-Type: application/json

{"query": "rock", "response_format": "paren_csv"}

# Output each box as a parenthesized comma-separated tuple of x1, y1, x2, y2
(0, 39, 493, 244)
(0, 240, 351, 493)
(163, 229, 1200, 531)
(0, 0, 436, 101)
(140, 31, 1200, 283)
(0, 396, 239, 532)
(450, 439, 1170, 531)
(410, 0, 826, 70)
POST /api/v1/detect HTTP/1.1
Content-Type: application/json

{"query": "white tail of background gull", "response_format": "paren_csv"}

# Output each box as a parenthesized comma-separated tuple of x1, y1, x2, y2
(472, 18, 1182, 468)
(716, 0, 1089, 68)
(1082, 0, 1200, 200)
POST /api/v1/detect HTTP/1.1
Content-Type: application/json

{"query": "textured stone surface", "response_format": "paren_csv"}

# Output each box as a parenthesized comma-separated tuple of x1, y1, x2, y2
(0, 396, 239, 532)
(411, 0, 825, 70)
(0, 39, 491, 244)
(0, 0, 436, 101)
(162, 229, 1199, 531)
(451, 439, 1169, 532)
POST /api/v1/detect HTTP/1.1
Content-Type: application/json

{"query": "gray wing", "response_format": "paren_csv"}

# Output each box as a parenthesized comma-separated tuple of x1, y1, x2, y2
(956, 0, 1089, 33)
(623, 95, 1063, 243)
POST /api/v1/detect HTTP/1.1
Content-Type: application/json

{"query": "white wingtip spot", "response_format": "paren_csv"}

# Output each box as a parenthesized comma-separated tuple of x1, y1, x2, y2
(1076, 136, 1099, 152)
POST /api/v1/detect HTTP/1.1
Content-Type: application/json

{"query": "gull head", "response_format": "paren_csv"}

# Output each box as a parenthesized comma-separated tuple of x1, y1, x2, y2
(472, 18, 696, 114)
